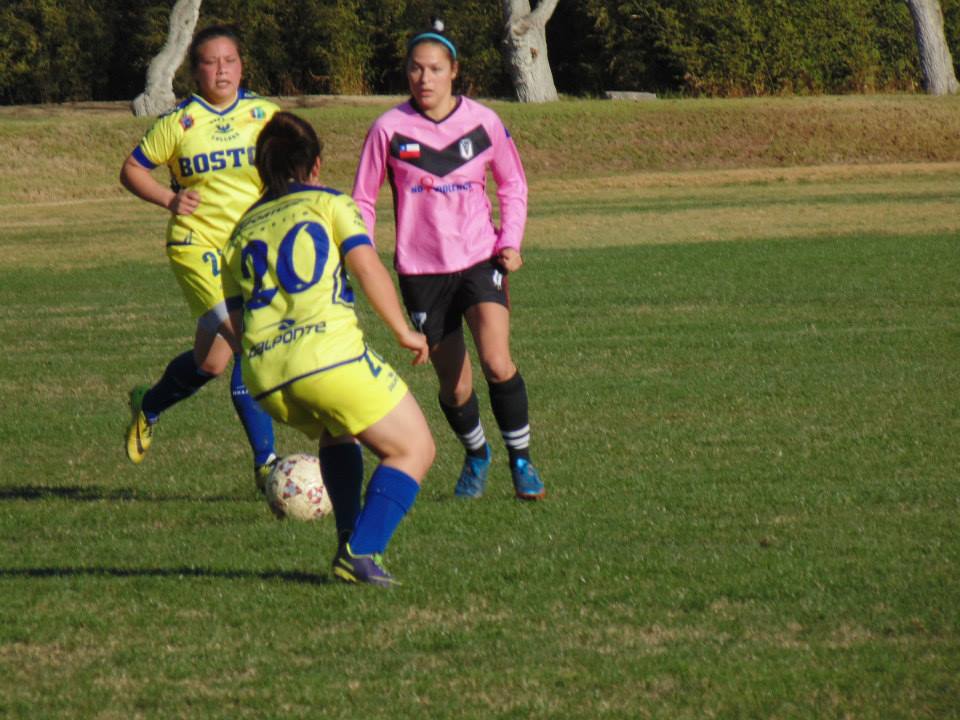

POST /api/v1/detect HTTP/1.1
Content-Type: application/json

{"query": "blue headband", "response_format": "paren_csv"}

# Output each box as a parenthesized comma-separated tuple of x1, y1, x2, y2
(407, 32, 457, 60)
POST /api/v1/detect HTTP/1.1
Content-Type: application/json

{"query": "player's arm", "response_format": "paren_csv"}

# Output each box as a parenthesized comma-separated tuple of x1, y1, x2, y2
(490, 120, 528, 273)
(119, 154, 200, 216)
(344, 244, 428, 365)
(351, 125, 389, 241)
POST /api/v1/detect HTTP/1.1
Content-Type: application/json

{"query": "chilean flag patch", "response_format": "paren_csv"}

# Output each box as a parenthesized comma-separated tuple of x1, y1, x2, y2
(399, 142, 421, 159)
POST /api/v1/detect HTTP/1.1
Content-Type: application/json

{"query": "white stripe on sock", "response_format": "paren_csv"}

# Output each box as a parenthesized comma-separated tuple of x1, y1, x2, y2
(459, 424, 487, 451)
(501, 425, 530, 449)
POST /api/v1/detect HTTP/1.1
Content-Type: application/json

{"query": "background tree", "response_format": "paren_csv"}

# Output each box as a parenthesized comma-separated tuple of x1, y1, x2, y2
(131, 0, 201, 116)
(1, 0, 958, 104)
(905, 0, 959, 93)
(501, 0, 559, 102)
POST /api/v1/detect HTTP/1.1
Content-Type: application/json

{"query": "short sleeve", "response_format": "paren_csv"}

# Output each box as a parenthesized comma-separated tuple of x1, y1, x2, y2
(332, 194, 374, 256)
(134, 113, 181, 168)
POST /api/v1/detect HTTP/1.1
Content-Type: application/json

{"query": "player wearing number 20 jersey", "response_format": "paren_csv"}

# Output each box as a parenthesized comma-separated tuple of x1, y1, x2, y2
(221, 183, 408, 438)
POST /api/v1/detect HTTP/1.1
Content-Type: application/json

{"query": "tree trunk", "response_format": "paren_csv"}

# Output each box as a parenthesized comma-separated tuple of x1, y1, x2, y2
(905, 0, 959, 95)
(502, 0, 559, 103)
(131, 0, 202, 116)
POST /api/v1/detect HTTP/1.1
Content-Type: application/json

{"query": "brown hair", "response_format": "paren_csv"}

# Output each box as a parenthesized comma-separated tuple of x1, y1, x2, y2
(405, 18, 457, 66)
(255, 112, 324, 198)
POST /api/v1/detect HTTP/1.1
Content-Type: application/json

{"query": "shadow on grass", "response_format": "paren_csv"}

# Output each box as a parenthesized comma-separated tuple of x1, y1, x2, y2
(0, 485, 249, 503)
(0, 566, 330, 585)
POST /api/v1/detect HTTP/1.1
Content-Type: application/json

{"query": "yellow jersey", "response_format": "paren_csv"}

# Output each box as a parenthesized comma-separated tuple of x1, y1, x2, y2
(221, 183, 375, 398)
(131, 89, 278, 248)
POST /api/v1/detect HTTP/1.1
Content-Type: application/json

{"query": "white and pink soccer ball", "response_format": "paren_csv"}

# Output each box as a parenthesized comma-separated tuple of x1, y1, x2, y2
(265, 453, 333, 522)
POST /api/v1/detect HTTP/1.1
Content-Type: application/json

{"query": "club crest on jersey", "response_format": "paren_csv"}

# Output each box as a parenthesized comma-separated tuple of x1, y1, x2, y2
(459, 138, 474, 160)
(180, 114, 194, 130)
(399, 143, 421, 159)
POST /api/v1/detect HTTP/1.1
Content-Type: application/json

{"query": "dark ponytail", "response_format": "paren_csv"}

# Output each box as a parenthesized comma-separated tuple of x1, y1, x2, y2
(255, 112, 324, 198)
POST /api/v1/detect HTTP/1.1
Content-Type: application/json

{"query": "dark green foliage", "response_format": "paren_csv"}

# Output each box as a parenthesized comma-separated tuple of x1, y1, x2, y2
(0, 0, 955, 103)
(579, 0, 926, 96)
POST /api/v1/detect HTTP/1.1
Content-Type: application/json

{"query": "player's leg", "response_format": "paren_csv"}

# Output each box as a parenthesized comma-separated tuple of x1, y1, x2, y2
(319, 434, 364, 549)
(465, 301, 545, 500)
(200, 293, 277, 484)
(127, 246, 231, 464)
(126, 317, 230, 465)
(431, 330, 493, 497)
(399, 271, 491, 497)
(332, 391, 435, 587)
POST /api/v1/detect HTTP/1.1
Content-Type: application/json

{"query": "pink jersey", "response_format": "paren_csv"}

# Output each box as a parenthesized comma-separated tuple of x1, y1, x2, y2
(352, 96, 528, 275)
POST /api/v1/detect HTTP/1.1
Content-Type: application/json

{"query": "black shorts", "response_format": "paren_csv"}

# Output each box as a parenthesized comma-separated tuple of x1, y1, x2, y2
(398, 259, 510, 346)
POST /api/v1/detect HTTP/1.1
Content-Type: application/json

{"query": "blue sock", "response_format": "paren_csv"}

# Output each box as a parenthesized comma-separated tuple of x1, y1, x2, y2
(320, 443, 364, 542)
(230, 355, 276, 466)
(141, 350, 214, 423)
(349, 466, 420, 556)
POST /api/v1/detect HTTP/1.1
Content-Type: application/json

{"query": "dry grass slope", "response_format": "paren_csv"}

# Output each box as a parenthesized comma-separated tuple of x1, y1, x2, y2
(4, 94, 960, 203)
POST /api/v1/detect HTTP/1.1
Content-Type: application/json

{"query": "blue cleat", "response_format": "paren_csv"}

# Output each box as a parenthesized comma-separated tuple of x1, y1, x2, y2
(511, 458, 545, 500)
(454, 443, 491, 498)
(332, 543, 398, 588)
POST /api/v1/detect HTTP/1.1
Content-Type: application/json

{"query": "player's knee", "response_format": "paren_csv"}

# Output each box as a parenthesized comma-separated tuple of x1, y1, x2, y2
(402, 429, 435, 481)
(421, 431, 436, 468)
(197, 356, 229, 377)
(440, 377, 474, 407)
(480, 356, 516, 384)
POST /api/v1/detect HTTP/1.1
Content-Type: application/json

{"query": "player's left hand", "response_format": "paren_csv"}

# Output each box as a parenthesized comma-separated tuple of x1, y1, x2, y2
(397, 328, 430, 366)
(496, 247, 523, 273)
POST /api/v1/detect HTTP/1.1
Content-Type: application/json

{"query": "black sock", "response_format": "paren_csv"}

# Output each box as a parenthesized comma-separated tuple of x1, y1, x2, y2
(439, 392, 488, 457)
(488, 372, 532, 466)
(142, 350, 214, 419)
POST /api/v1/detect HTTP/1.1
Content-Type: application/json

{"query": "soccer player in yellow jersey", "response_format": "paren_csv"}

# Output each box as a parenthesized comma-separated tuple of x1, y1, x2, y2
(120, 25, 279, 486)
(221, 112, 435, 587)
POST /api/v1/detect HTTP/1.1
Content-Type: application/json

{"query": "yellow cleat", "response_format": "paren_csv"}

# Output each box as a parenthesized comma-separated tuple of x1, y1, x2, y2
(254, 453, 278, 494)
(125, 385, 155, 464)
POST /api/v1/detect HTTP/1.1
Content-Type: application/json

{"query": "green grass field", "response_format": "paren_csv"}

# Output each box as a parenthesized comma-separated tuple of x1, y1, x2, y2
(0, 97, 958, 718)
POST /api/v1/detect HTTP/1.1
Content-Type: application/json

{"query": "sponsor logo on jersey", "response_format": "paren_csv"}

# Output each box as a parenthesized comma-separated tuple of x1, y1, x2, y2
(411, 177, 472, 195)
(248, 321, 327, 359)
(178, 146, 256, 177)
(399, 143, 421, 159)
(459, 138, 474, 160)
(213, 122, 241, 143)
(180, 114, 195, 130)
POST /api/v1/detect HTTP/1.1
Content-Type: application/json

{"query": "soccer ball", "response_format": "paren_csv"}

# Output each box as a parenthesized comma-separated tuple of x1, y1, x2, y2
(265, 453, 333, 522)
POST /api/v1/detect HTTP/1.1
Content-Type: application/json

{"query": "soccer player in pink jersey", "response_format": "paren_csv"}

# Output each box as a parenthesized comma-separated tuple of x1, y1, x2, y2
(352, 19, 545, 500)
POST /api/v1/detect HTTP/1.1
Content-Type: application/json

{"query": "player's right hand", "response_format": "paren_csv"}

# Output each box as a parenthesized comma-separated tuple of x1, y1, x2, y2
(169, 189, 200, 216)
(397, 329, 430, 365)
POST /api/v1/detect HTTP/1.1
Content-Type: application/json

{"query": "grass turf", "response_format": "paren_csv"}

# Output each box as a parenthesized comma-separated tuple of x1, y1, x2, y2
(0, 97, 958, 718)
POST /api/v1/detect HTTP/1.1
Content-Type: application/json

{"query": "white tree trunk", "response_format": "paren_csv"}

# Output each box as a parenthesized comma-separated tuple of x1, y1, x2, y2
(905, 0, 959, 95)
(131, 0, 203, 116)
(502, 0, 559, 103)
